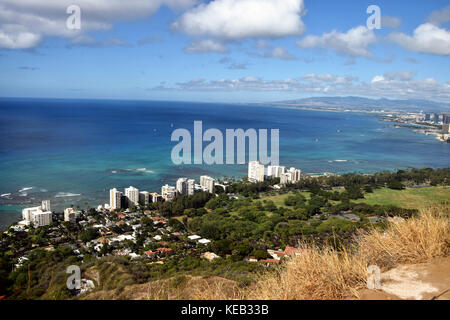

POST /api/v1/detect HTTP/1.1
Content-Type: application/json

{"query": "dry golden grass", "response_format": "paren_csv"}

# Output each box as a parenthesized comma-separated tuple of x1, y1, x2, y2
(245, 203, 450, 300)
(84, 204, 449, 300)
(359, 204, 450, 269)
(83, 275, 244, 300)
(247, 247, 367, 300)
(190, 277, 245, 300)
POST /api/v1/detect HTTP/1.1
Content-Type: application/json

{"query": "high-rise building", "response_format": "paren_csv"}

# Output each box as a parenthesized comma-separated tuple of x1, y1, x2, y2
(125, 186, 139, 207)
(267, 166, 286, 178)
(200, 175, 215, 193)
(41, 200, 51, 212)
(64, 208, 79, 223)
(443, 114, 450, 125)
(248, 161, 265, 182)
(150, 192, 163, 203)
(425, 113, 431, 121)
(109, 188, 123, 210)
(161, 184, 177, 202)
(32, 211, 52, 227)
(279, 167, 302, 185)
(288, 167, 302, 183)
(176, 178, 194, 195)
(280, 173, 290, 185)
(139, 191, 150, 207)
(22, 206, 52, 227)
(22, 207, 41, 221)
(176, 178, 187, 195)
(434, 113, 440, 124)
(187, 179, 195, 195)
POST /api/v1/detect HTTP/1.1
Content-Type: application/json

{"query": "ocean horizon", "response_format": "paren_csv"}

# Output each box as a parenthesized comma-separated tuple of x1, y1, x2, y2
(0, 97, 449, 229)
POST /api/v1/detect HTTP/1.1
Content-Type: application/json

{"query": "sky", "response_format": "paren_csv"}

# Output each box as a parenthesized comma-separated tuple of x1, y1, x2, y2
(0, 0, 449, 103)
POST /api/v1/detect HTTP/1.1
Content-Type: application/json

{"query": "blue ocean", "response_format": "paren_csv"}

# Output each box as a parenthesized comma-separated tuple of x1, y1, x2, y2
(0, 98, 449, 229)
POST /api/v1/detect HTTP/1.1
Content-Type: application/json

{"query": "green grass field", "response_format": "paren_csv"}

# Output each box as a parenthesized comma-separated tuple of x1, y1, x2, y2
(258, 187, 449, 210)
(353, 186, 450, 209)
(258, 192, 311, 208)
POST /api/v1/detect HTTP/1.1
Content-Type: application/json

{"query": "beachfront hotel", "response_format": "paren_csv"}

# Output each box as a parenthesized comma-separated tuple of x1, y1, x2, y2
(125, 186, 140, 207)
(139, 191, 150, 207)
(267, 166, 286, 178)
(41, 200, 51, 212)
(109, 188, 123, 210)
(200, 175, 215, 194)
(176, 178, 195, 196)
(21, 200, 52, 227)
(248, 161, 265, 182)
(161, 184, 177, 202)
(280, 168, 302, 185)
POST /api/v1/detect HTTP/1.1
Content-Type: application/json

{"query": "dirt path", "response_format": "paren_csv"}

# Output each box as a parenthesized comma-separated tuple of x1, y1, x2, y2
(358, 257, 450, 300)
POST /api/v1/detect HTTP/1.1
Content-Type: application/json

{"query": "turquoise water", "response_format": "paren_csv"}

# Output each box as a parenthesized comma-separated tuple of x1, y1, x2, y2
(0, 98, 449, 229)
(0, 205, 24, 229)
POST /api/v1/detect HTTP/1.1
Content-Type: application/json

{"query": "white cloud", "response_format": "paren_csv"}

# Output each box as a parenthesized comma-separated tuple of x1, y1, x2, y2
(172, 0, 306, 39)
(371, 75, 385, 83)
(185, 39, 228, 53)
(67, 36, 132, 48)
(302, 73, 357, 85)
(382, 70, 414, 81)
(427, 5, 450, 26)
(156, 72, 450, 102)
(297, 26, 376, 57)
(0, 26, 41, 49)
(228, 62, 248, 70)
(263, 47, 296, 60)
(381, 16, 402, 28)
(254, 40, 273, 50)
(0, 0, 198, 49)
(388, 23, 450, 55)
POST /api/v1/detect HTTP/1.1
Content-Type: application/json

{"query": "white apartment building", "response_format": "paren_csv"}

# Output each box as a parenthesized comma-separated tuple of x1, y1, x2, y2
(109, 188, 123, 210)
(150, 192, 163, 203)
(267, 166, 286, 178)
(200, 175, 215, 194)
(161, 184, 177, 202)
(177, 178, 187, 195)
(288, 167, 302, 183)
(139, 191, 150, 207)
(22, 206, 41, 221)
(41, 200, 51, 212)
(125, 186, 140, 207)
(280, 167, 302, 185)
(187, 179, 195, 195)
(176, 178, 195, 196)
(32, 211, 52, 227)
(22, 206, 52, 227)
(64, 207, 79, 223)
(248, 161, 265, 182)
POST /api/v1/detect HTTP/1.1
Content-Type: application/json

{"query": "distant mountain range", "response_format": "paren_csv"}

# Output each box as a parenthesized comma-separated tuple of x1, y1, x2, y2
(267, 96, 450, 113)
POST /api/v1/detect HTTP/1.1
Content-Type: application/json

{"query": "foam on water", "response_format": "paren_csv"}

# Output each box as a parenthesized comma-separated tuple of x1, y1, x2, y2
(54, 192, 81, 198)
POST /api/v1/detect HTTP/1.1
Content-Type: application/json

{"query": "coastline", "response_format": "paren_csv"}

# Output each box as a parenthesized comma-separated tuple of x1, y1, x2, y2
(1, 101, 449, 228)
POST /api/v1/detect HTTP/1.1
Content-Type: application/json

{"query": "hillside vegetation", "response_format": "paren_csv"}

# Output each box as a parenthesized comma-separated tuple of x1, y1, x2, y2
(247, 203, 450, 300)
(81, 202, 450, 300)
